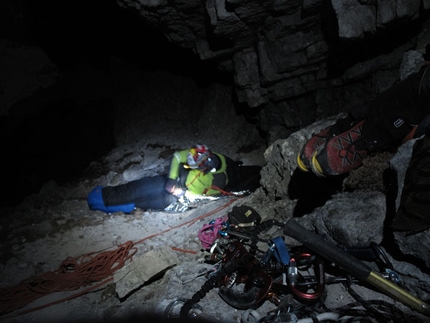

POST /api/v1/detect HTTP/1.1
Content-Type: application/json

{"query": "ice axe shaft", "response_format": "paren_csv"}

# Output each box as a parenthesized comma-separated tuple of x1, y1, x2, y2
(283, 219, 430, 316)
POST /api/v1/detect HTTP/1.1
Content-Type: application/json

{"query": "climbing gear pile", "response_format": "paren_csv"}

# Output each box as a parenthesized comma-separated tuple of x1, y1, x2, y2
(176, 208, 329, 321)
(170, 209, 430, 322)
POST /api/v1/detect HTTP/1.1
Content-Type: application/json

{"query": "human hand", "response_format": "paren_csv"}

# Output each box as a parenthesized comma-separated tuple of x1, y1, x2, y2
(172, 187, 185, 197)
(165, 178, 177, 193)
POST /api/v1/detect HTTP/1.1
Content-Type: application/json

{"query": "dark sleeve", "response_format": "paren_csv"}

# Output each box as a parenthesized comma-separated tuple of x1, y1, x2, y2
(212, 172, 227, 190)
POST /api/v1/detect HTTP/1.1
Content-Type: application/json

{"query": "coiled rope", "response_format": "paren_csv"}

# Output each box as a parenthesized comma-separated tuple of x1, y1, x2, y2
(0, 241, 136, 317)
(0, 197, 238, 318)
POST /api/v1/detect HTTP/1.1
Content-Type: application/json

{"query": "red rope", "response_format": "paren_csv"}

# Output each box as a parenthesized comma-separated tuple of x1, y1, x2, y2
(0, 198, 237, 318)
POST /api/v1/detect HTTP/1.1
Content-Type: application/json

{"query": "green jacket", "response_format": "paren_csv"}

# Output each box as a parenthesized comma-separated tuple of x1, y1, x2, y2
(168, 150, 228, 195)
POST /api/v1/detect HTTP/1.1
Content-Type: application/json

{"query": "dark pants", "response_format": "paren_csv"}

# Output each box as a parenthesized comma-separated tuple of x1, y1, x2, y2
(361, 64, 430, 151)
(102, 174, 178, 210)
(391, 134, 430, 234)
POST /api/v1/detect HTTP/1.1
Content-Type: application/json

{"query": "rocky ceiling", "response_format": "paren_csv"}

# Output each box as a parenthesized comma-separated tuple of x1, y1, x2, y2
(116, 0, 430, 138)
(2, 0, 430, 137)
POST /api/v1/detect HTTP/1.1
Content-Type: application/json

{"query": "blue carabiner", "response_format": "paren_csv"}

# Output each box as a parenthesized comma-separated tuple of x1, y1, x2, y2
(218, 222, 230, 236)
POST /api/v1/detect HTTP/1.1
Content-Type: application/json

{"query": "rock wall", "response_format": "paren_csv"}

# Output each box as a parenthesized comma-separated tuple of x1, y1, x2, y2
(117, 0, 430, 140)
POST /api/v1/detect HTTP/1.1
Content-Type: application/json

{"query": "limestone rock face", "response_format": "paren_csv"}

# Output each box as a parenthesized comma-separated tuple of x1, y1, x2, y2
(117, 0, 430, 138)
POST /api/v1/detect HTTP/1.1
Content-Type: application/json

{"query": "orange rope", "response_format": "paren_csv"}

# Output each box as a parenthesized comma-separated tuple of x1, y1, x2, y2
(0, 240, 136, 317)
(202, 185, 237, 196)
(171, 247, 198, 254)
(185, 171, 203, 190)
(134, 197, 237, 245)
(0, 198, 237, 318)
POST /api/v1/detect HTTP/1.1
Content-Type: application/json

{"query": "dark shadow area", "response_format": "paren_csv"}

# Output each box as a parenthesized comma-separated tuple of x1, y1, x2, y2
(320, 0, 424, 79)
(0, 0, 236, 207)
(288, 168, 348, 217)
(225, 165, 262, 193)
(1, 97, 115, 207)
(380, 148, 430, 277)
(20, 0, 231, 85)
(382, 167, 399, 237)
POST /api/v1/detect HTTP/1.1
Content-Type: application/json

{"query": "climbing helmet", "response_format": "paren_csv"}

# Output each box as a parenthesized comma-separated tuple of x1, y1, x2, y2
(187, 144, 212, 169)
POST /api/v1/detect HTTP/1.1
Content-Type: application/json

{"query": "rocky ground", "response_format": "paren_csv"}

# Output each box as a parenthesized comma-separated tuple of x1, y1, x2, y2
(0, 135, 272, 323)
(1, 127, 430, 323)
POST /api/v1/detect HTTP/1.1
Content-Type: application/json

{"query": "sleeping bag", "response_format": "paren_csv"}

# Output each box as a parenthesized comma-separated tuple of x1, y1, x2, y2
(87, 175, 178, 214)
(87, 185, 135, 214)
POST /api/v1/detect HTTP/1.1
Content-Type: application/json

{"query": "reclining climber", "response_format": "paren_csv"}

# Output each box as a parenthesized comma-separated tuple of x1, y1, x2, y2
(87, 144, 247, 213)
(297, 61, 430, 177)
